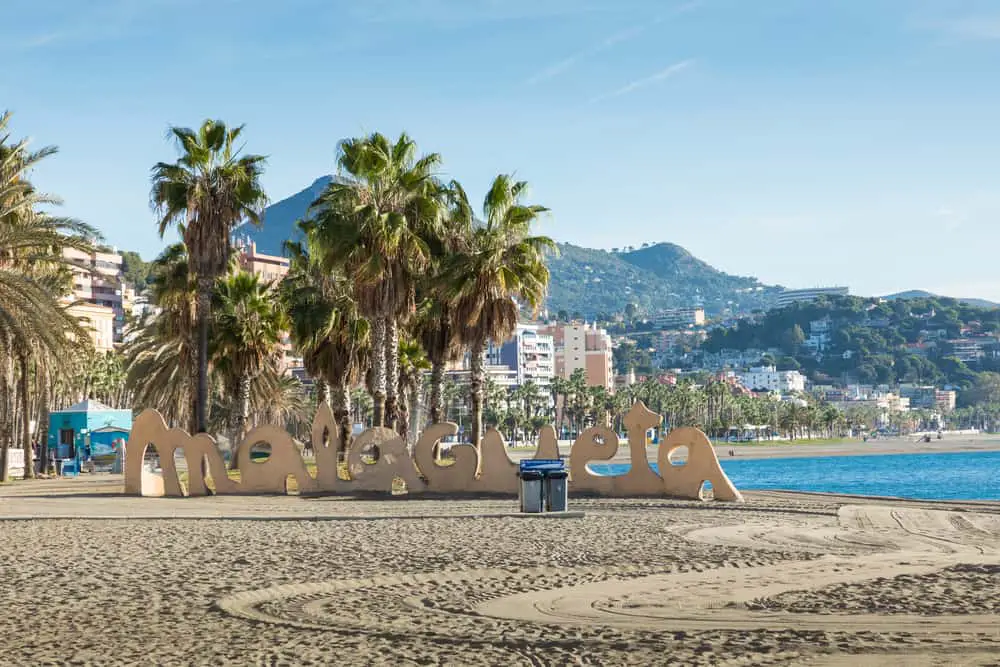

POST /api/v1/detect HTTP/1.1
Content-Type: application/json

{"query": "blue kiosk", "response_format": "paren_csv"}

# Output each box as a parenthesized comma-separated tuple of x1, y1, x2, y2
(48, 400, 133, 474)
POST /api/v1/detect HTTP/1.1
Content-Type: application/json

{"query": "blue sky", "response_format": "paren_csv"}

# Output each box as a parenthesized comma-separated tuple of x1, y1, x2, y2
(3, 0, 1000, 299)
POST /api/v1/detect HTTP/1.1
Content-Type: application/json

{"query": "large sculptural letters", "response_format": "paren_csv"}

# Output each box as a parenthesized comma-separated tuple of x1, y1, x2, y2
(125, 401, 742, 502)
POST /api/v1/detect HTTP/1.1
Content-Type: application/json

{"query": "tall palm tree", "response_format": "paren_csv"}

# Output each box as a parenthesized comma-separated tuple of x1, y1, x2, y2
(212, 271, 288, 444)
(151, 119, 268, 433)
(0, 111, 98, 480)
(447, 175, 554, 448)
(309, 132, 443, 429)
(397, 335, 430, 444)
(280, 235, 370, 451)
(123, 244, 197, 430)
(414, 181, 472, 427)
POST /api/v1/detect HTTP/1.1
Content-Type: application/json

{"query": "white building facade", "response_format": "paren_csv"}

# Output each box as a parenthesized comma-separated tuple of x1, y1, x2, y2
(486, 324, 555, 388)
(738, 365, 807, 393)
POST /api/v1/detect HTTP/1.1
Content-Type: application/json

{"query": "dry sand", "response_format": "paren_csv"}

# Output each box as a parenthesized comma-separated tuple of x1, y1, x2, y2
(1, 477, 999, 666)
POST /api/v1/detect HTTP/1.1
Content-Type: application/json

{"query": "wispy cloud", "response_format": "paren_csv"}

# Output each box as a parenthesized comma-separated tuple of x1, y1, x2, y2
(933, 207, 965, 232)
(910, 12, 1000, 42)
(525, 0, 702, 85)
(940, 16, 1000, 40)
(347, 0, 616, 27)
(589, 59, 694, 104)
(2, 0, 198, 52)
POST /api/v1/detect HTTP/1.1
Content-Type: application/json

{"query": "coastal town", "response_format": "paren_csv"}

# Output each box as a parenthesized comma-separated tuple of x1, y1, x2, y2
(4, 1, 1000, 665)
(53, 239, 986, 458)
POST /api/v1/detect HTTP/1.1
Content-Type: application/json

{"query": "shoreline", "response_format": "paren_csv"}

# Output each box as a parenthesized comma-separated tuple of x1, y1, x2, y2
(516, 432, 1000, 463)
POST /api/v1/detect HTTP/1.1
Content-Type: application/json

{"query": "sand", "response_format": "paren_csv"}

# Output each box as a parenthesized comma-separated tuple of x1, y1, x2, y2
(1, 477, 999, 665)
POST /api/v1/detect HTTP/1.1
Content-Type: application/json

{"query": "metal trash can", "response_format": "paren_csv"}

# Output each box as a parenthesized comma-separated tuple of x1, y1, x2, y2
(545, 470, 569, 512)
(518, 470, 544, 513)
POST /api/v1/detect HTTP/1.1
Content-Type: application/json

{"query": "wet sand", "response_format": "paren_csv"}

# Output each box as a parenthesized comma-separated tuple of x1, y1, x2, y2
(1, 477, 999, 665)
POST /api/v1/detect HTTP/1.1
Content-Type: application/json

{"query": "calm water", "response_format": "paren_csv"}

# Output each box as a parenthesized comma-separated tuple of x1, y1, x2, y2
(590, 450, 1000, 501)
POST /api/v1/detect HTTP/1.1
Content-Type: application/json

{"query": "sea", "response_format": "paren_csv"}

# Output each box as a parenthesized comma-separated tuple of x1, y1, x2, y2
(589, 450, 1000, 501)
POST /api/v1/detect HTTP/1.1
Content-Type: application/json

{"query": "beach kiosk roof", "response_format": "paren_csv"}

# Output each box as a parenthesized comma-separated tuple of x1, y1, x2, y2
(56, 399, 116, 413)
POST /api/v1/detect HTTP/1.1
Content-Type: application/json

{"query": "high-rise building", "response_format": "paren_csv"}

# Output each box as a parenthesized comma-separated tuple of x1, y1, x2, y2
(62, 247, 127, 346)
(486, 324, 555, 388)
(538, 322, 614, 391)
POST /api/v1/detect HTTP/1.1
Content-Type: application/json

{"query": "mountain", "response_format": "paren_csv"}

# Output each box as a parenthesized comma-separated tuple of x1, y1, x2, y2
(238, 179, 781, 317)
(882, 290, 999, 310)
(546, 243, 781, 318)
(234, 176, 332, 254)
(238, 178, 992, 320)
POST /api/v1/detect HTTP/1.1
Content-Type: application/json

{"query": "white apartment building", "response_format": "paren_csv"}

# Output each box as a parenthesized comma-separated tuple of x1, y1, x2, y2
(804, 318, 833, 354)
(738, 365, 807, 393)
(486, 324, 555, 388)
(653, 308, 706, 331)
(776, 287, 849, 308)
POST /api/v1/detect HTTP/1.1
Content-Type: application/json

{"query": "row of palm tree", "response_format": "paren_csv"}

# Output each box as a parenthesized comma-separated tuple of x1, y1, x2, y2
(0, 111, 111, 480)
(144, 119, 554, 454)
(122, 244, 308, 449)
(474, 373, 901, 442)
(296, 133, 554, 451)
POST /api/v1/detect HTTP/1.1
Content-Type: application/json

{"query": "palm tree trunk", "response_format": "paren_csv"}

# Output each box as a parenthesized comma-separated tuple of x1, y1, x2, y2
(315, 381, 329, 407)
(411, 374, 423, 443)
(38, 364, 50, 475)
(19, 353, 34, 479)
(384, 318, 399, 431)
(330, 378, 351, 460)
(236, 372, 251, 443)
(370, 318, 387, 427)
(0, 353, 12, 483)
(429, 361, 444, 425)
(397, 373, 410, 445)
(195, 278, 213, 434)
(469, 338, 485, 449)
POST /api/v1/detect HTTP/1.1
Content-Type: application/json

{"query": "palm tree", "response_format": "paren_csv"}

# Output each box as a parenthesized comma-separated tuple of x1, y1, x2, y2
(212, 271, 288, 444)
(397, 335, 430, 444)
(151, 119, 268, 433)
(447, 175, 553, 448)
(414, 181, 472, 427)
(0, 111, 98, 480)
(309, 132, 443, 430)
(123, 244, 197, 430)
(281, 236, 370, 452)
(209, 365, 309, 437)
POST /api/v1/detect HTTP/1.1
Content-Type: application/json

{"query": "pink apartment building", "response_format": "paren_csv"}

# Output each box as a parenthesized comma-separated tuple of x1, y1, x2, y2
(538, 322, 615, 391)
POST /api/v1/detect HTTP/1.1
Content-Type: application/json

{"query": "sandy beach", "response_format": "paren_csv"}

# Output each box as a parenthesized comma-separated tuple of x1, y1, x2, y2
(1, 477, 999, 666)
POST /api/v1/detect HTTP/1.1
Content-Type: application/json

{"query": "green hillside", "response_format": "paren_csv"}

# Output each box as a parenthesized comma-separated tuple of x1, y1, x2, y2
(883, 290, 999, 310)
(546, 242, 781, 318)
(703, 294, 1000, 388)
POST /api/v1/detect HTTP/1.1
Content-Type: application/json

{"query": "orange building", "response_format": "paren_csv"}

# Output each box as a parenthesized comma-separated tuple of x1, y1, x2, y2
(538, 322, 614, 391)
(235, 240, 290, 282)
(234, 240, 298, 369)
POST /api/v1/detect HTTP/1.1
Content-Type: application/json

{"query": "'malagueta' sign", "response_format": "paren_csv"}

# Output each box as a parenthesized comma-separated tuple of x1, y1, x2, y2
(124, 402, 742, 501)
